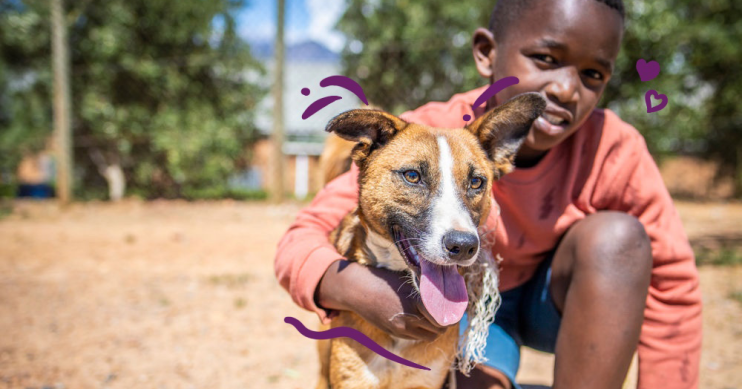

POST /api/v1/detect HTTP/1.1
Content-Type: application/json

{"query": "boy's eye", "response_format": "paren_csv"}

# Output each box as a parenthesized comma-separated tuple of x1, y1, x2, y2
(583, 69, 604, 81)
(533, 54, 557, 64)
(470, 177, 484, 189)
(403, 170, 421, 184)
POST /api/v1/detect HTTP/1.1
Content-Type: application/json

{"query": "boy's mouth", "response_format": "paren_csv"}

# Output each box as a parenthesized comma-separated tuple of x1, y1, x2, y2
(542, 112, 570, 126)
(534, 110, 571, 136)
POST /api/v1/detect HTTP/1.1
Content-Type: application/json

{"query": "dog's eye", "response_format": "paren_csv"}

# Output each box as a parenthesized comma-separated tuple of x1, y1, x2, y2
(403, 170, 421, 184)
(470, 177, 483, 189)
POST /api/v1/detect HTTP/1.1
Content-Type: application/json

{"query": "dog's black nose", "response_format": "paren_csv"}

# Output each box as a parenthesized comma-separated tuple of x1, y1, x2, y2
(442, 230, 479, 262)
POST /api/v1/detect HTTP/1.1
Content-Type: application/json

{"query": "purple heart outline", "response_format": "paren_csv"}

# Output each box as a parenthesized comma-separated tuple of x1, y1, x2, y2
(645, 90, 668, 113)
(636, 59, 660, 82)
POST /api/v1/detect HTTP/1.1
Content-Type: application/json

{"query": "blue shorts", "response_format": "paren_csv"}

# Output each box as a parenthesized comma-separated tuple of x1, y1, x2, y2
(461, 256, 561, 388)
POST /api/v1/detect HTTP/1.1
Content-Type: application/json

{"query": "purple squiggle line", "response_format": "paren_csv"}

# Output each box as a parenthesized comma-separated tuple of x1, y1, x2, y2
(472, 76, 520, 109)
(319, 75, 369, 105)
(302, 95, 344, 120)
(284, 316, 431, 371)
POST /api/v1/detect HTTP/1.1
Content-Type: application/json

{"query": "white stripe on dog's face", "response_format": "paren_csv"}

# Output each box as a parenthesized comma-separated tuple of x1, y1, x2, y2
(423, 136, 479, 265)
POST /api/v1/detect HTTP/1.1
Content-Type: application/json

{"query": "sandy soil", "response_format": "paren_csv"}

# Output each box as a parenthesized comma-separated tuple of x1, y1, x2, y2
(0, 199, 740, 389)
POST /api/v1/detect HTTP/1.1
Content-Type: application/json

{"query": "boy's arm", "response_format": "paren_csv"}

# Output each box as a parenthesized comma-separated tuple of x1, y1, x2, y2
(602, 136, 702, 389)
(274, 164, 359, 323)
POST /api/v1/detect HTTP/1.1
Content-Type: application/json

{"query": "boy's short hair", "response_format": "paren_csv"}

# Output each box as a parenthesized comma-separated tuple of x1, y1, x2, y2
(488, 0, 625, 42)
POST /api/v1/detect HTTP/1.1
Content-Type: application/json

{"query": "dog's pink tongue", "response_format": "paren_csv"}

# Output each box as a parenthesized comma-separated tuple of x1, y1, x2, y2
(419, 261, 468, 326)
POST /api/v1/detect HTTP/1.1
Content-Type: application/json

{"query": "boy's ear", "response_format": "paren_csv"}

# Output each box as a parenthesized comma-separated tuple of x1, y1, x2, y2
(325, 109, 408, 164)
(472, 28, 497, 79)
(466, 92, 546, 177)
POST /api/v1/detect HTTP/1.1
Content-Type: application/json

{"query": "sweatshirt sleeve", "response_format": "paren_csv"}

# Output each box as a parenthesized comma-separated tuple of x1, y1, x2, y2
(274, 164, 360, 323)
(599, 134, 702, 389)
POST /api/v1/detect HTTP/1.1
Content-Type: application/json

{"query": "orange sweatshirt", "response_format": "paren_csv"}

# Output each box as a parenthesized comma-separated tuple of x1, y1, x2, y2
(275, 87, 702, 389)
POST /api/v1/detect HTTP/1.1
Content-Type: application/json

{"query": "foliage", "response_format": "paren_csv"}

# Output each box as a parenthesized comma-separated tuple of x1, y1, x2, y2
(336, 0, 491, 115)
(0, 183, 15, 198)
(695, 247, 742, 267)
(180, 187, 267, 201)
(337, 0, 742, 195)
(0, 0, 265, 198)
(0, 1, 53, 175)
(604, 0, 742, 189)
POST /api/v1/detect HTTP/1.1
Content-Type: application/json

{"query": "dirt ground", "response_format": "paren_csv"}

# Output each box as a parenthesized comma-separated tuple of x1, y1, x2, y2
(0, 199, 740, 389)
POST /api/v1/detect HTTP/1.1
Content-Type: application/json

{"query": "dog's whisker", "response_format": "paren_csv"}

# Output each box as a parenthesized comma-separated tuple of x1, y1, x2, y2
(394, 237, 422, 243)
(389, 312, 421, 322)
(405, 243, 426, 250)
(394, 236, 422, 241)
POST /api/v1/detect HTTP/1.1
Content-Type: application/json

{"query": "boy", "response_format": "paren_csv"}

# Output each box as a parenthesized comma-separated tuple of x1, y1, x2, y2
(275, 0, 702, 388)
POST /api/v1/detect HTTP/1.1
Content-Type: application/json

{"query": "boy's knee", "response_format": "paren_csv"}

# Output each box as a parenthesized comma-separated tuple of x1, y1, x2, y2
(567, 211, 652, 283)
(582, 211, 649, 251)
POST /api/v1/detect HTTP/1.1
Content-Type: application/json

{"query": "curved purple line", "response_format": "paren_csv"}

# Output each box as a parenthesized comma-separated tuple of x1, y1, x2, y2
(471, 76, 520, 109)
(284, 316, 431, 371)
(319, 75, 369, 105)
(302, 95, 344, 120)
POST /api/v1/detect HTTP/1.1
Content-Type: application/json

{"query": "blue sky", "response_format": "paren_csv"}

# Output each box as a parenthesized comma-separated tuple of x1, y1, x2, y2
(238, 0, 346, 52)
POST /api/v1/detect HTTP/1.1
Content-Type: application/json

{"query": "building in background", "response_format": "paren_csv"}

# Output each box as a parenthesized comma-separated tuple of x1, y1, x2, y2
(245, 40, 360, 199)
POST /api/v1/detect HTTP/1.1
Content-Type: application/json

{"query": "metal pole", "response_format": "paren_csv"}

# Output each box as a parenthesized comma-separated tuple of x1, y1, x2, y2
(51, 0, 73, 203)
(270, 0, 286, 203)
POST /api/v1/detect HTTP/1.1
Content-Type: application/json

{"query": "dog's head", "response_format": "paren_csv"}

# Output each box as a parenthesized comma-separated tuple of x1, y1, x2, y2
(326, 93, 545, 326)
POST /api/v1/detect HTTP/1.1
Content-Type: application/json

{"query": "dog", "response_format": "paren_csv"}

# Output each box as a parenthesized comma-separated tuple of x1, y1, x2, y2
(317, 93, 546, 389)
(319, 132, 355, 187)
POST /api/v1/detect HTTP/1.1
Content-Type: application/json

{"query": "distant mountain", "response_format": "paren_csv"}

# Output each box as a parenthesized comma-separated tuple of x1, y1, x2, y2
(249, 40, 273, 61)
(248, 40, 339, 63)
(289, 41, 340, 62)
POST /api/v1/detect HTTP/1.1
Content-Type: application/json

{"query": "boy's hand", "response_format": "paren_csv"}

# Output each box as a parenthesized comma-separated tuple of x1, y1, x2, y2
(316, 260, 450, 341)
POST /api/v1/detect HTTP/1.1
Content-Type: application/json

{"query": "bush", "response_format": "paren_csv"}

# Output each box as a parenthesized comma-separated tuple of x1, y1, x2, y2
(181, 186, 268, 201)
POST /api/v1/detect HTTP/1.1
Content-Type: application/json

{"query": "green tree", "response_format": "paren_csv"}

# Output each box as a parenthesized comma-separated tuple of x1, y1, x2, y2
(603, 0, 742, 195)
(0, 0, 265, 198)
(337, 0, 491, 115)
(0, 1, 53, 177)
(337, 0, 742, 196)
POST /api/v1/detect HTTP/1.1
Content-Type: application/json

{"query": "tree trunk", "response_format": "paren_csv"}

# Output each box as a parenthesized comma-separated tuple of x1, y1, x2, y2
(88, 149, 126, 201)
(103, 164, 125, 201)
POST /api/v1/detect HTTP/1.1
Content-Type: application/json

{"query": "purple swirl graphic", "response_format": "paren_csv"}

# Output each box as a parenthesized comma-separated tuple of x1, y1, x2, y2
(284, 316, 431, 371)
(463, 76, 520, 121)
(319, 75, 369, 105)
(301, 95, 343, 120)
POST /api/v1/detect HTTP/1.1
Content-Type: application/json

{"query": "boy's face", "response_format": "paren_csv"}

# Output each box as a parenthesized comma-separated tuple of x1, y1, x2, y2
(472, 0, 623, 161)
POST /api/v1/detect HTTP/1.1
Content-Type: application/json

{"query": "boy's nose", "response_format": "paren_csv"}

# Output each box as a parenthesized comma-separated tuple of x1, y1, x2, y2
(546, 67, 580, 105)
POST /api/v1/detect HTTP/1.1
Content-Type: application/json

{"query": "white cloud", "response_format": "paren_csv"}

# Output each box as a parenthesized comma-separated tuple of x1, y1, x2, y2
(305, 0, 346, 52)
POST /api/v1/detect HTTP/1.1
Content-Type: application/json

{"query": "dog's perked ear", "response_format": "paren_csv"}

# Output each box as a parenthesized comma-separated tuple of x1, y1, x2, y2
(325, 109, 408, 165)
(466, 92, 546, 177)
